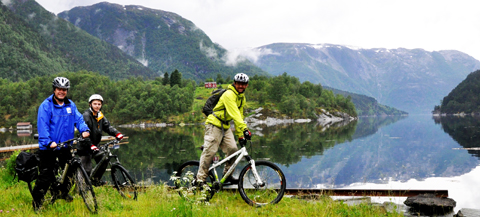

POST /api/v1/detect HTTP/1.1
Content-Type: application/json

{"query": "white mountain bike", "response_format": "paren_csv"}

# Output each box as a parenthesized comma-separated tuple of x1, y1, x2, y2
(174, 140, 286, 207)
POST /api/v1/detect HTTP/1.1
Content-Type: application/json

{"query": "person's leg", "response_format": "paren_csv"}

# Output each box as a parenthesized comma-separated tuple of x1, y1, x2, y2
(197, 124, 222, 182)
(57, 148, 74, 201)
(32, 150, 56, 210)
(220, 129, 239, 176)
(79, 152, 92, 176)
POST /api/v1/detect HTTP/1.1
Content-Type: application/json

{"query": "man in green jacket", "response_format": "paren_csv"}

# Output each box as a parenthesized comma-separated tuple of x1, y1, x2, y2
(197, 73, 252, 185)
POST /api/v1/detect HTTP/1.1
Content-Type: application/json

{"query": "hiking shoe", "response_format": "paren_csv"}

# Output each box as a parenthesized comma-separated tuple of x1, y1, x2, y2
(32, 200, 42, 212)
(192, 179, 203, 188)
(223, 176, 239, 185)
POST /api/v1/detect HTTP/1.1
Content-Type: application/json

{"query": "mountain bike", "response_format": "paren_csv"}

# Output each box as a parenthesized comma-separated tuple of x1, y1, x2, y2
(174, 140, 286, 207)
(33, 136, 98, 213)
(90, 138, 137, 200)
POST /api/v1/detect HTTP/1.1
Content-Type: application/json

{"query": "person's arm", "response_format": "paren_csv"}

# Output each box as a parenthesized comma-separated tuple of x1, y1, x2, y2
(101, 115, 121, 138)
(37, 102, 53, 149)
(72, 103, 90, 137)
(224, 92, 247, 138)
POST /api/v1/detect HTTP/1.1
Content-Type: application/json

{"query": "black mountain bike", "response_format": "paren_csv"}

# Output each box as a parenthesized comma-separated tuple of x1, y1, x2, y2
(32, 136, 98, 213)
(89, 138, 137, 200)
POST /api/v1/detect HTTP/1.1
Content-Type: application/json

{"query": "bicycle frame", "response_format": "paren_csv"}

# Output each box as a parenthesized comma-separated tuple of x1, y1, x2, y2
(207, 144, 264, 187)
(90, 140, 120, 178)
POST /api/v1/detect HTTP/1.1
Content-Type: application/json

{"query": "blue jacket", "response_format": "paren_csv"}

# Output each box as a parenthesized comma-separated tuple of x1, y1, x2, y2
(37, 94, 90, 150)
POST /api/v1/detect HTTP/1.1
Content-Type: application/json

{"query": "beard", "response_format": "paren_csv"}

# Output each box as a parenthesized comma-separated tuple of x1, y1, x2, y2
(54, 94, 65, 102)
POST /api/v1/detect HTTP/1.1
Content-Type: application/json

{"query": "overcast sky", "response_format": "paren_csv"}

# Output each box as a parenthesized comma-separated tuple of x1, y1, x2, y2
(33, 0, 480, 61)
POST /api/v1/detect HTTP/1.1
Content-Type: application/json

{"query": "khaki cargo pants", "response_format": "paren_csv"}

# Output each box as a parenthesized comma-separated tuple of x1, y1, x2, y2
(197, 124, 238, 182)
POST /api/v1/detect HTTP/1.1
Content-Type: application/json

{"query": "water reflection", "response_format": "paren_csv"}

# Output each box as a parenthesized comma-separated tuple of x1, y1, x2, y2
(287, 115, 477, 188)
(433, 115, 480, 158)
(2, 115, 478, 195)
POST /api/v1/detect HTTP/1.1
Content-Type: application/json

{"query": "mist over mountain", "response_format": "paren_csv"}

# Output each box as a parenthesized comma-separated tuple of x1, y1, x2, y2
(57, 2, 268, 81)
(249, 43, 480, 114)
(1, 0, 155, 80)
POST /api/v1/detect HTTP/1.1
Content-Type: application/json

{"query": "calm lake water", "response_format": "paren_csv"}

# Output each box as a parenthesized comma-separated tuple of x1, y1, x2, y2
(2, 114, 480, 211)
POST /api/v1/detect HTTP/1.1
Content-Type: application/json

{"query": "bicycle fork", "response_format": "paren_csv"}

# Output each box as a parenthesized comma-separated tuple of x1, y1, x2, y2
(246, 160, 265, 188)
(59, 164, 69, 184)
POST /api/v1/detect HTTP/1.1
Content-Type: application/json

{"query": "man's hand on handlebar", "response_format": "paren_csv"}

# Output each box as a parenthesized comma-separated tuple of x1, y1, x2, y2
(239, 137, 247, 146)
(243, 129, 252, 140)
(82, 131, 90, 138)
(50, 142, 58, 149)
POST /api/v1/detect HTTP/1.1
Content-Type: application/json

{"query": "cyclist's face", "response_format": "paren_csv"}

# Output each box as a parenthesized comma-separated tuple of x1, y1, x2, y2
(234, 82, 248, 93)
(53, 88, 68, 100)
(90, 100, 102, 113)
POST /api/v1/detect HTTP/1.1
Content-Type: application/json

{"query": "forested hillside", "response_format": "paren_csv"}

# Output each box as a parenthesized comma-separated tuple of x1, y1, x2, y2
(324, 87, 407, 116)
(58, 2, 268, 81)
(433, 70, 480, 114)
(1, 0, 155, 81)
(245, 73, 357, 118)
(0, 71, 195, 127)
(0, 72, 357, 127)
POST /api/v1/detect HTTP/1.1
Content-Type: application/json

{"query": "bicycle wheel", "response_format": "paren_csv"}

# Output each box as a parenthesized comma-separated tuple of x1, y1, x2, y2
(238, 160, 286, 206)
(174, 161, 215, 202)
(75, 166, 98, 213)
(111, 165, 138, 200)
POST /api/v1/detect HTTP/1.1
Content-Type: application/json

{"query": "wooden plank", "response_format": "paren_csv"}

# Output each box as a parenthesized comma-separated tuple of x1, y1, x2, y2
(169, 186, 448, 197)
(280, 188, 449, 197)
(0, 136, 129, 153)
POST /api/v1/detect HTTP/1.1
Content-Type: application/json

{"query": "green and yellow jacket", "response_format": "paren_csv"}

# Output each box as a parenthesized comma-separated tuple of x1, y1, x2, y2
(205, 84, 248, 138)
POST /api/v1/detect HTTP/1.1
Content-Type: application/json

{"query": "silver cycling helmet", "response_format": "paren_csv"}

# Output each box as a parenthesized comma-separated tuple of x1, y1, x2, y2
(233, 73, 249, 83)
(52, 77, 70, 89)
(88, 94, 103, 103)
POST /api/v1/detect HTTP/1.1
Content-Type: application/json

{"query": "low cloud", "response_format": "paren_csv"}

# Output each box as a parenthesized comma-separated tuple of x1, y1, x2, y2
(1, 0, 11, 6)
(199, 40, 218, 59)
(28, 13, 36, 19)
(222, 47, 278, 66)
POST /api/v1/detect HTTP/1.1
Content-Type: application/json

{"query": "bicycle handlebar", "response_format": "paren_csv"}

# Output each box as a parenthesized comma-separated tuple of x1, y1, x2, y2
(54, 135, 85, 151)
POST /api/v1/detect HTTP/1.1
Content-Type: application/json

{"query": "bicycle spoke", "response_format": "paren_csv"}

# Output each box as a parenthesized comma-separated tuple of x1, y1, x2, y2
(174, 161, 215, 203)
(112, 166, 138, 200)
(75, 167, 98, 213)
(239, 161, 286, 206)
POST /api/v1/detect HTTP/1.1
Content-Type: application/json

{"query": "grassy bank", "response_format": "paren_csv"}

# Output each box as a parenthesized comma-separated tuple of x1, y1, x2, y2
(0, 167, 402, 217)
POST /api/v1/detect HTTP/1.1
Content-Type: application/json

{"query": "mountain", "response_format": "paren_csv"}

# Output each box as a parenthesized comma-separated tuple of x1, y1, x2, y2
(57, 2, 268, 81)
(434, 69, 480, 114)
(324, 86, 408, 116)
(1, 0, 155, 81)
(249, 43, 480, 114)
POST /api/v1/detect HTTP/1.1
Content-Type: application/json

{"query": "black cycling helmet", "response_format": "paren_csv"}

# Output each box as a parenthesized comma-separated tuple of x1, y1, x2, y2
(52, 77, 70, 89)
(234, 73, 249, 83)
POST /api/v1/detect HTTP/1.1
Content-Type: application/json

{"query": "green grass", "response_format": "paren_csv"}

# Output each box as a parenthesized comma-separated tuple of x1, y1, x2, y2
(0, 168, 402, 217)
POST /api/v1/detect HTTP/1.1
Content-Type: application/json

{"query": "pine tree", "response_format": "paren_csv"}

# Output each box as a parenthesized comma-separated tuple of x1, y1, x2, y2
(170, 69, 182, 87)
(162, 72, 169, 86)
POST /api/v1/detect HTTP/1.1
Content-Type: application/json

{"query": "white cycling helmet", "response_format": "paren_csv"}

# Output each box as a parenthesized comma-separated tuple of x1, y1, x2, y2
(52, 77, 70, 89)
(89, 94, 103, 103)
(234, 73, 249, 83)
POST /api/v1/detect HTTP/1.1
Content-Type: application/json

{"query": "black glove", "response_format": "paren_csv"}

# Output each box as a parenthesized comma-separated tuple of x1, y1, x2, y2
(243, 129, 252, 140)
(239, 137, 247, 146)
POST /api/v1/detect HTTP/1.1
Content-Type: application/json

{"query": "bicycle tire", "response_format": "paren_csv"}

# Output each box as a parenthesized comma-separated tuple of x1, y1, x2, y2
(238, 160, 286, 206)
(174, 161, 215, 202)
(75, 166, 98, 213)
(111, 165, 138, 200)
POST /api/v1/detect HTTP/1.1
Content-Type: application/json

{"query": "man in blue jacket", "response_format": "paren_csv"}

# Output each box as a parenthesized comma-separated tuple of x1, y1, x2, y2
(32, 77, 90, 211)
